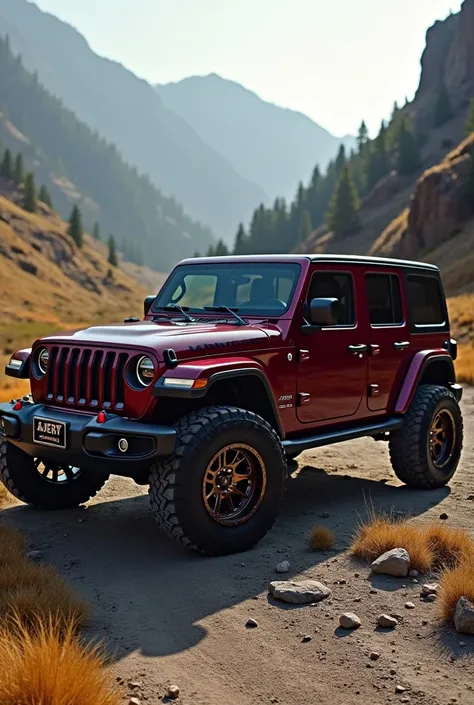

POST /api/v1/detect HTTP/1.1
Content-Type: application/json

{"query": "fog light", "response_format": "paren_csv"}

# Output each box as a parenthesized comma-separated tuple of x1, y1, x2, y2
(118, 438, 129, 453)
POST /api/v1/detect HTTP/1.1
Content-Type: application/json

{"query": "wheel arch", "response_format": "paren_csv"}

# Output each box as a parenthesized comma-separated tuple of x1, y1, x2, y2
(395, 351, 458, 414)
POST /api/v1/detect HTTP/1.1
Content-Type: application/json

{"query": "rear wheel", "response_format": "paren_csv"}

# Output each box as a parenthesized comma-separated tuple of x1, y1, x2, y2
(149, 406, 287, 555)
(0, 441, 109, 509)
(389, 385, 463, 489)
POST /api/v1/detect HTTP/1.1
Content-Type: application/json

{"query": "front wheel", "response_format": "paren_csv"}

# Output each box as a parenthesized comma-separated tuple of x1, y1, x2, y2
(0, 441, 109, 509)
(149, 406, 287, 555)
(389, 384, 463, 489)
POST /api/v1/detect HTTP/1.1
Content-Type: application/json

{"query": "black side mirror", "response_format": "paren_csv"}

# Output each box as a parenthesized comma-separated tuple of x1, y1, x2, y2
(302, 298, 339, 335)
(144, 295, 155, 317)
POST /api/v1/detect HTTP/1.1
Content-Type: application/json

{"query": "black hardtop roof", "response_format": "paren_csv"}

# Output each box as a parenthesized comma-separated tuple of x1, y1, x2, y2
(181, 253, 439, 272)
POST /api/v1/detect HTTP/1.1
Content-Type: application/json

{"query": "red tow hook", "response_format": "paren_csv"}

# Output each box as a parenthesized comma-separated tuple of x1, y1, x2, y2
(12, 401, 23, 411)
(97, 411, 107, 424)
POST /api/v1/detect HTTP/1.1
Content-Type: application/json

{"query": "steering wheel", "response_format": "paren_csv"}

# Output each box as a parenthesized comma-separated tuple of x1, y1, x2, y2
(263, 298, 286, 310)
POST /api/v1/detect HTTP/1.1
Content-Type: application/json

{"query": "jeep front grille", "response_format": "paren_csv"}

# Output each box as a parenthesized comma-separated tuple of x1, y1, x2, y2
(45, 346, 129, 411)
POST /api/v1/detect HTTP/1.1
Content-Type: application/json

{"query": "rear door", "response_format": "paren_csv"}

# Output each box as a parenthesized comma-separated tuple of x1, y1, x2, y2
(296, 267, 367, 423)
(364, 270, 410, 412)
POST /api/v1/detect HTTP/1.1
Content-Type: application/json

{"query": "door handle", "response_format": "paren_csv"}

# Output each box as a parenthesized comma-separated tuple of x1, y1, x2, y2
(348, 344, 368, 355)
(393, 341, 410, 351)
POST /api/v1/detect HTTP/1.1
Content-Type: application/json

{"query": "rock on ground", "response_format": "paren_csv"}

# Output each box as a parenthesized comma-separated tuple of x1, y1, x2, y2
(275, 560, 290, 573)
(454, 597, 474, 635)
(166, 685, 180, 699)
(371, 548, 410, 577)
(339, 613, 361, 629)
(421, 583, 438, 597)
(268, 580, 331, 604)
(377, 614, 398, 628)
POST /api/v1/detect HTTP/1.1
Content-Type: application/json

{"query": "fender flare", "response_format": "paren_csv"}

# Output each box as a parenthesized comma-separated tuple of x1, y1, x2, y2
(395, 351, 457, 414)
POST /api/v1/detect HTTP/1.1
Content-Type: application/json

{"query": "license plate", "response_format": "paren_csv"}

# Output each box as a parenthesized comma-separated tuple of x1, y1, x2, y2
(33, 417, 67, 449)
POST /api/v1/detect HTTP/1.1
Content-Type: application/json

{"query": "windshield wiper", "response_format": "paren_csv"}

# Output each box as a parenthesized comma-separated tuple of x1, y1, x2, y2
(162, 305, 195, 322)
(204, 306, 248, 326)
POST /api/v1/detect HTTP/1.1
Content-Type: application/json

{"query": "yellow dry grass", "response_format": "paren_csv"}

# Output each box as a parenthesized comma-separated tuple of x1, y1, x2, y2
(438, 558, 474, 622)
(0, 616, 119, 705)
(0, 524, 26, 565)
(351, 516, 474, 574)
(456, 344, 474, 385)
(309, 525, 335, 551)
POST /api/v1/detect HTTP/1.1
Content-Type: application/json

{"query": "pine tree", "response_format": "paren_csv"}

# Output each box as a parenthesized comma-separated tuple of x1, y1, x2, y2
(206, 244, 215, 257)
(214, 239, 229, 256)
(23, 172, 36, 212)
(396, 116, 420, 176)
(193, 250, 201, 258)
(13, 153, 24, 185)
(335, 145, 347, 174)
(108, 235, 118, 267)
(326, 165, 360, 239)
(234, 223, 247, 254)
(1, 148, 12, 180)
(357, 121, 369, 152)
(466, 99, 474, 135)
(434, 83, 453, 127)
(68, 205, 83, 247)
(92, 221, 101, 240)
(38, 185, 53, 208)
(298, 210, 312, 243)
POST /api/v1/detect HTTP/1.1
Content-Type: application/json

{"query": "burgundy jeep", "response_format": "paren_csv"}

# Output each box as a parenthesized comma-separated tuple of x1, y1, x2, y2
(0, 255, 463, 555)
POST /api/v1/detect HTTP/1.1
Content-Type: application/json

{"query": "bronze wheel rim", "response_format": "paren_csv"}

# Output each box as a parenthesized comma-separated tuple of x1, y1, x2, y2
(202, 443, 267, 526)
(429, 410, 456, 471)
(34, 459, 82, 484)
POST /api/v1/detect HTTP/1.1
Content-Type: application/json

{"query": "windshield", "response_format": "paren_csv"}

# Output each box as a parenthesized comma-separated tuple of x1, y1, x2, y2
(153, 263, 301, 317)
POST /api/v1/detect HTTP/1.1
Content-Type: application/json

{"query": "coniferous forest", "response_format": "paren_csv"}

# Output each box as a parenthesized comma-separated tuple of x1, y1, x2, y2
(0, 35, 214, 271)
(205, 106, 424, 257)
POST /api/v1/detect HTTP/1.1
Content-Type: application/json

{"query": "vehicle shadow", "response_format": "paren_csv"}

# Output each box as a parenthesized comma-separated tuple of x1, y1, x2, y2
(2, 464, 450, 661)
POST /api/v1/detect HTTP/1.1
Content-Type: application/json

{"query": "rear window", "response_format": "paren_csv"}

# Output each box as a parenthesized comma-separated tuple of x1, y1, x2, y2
(407, 275, 445, 326)
(365, 274, 403, 325)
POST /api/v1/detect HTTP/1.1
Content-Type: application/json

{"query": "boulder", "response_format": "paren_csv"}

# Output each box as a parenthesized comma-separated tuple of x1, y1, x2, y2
(454, 597, 474, 635)
(371, 548, 410, 577)
(268, 580, 331, 605)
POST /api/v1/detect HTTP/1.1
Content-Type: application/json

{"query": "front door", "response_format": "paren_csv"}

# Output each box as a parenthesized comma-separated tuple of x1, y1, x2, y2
(296, 268, 368, 423)
(363, 271, 411, 411)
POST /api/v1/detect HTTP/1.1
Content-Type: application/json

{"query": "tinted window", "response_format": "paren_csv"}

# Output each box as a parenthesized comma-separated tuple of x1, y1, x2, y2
(365, 274, 403, 325)
(153, 263, 301, 316)
(407, 275, 445, 325)
(307, 272, 355, 326)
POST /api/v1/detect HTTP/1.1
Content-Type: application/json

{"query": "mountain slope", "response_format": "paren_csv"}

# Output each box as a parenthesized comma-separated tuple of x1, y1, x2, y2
(0, 0, 265, 239)
(156, 74, 354, 203)
(0, 35, 214, 271)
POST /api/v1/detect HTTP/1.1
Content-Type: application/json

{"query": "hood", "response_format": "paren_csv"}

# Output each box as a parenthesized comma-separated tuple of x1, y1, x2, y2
(39, 320, 274, 361)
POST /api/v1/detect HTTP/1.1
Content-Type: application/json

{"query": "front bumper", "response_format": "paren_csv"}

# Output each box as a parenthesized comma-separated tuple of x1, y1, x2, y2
(0, 402, 176, 474)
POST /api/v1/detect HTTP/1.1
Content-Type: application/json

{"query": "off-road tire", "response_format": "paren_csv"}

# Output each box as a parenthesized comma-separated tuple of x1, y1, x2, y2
(389, 384, 463, 489)
(0, 440, 109, 509)
(149, 406, 287, 555)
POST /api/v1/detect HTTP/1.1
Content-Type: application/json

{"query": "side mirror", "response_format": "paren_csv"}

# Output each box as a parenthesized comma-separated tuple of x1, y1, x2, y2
(144, 295, 155, 317)
(307, 297, 339, 327)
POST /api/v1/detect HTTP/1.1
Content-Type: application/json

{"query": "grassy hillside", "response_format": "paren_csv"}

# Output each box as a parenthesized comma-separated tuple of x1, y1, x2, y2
(0, 34, 213, 271)
(0, 194, 147, 401)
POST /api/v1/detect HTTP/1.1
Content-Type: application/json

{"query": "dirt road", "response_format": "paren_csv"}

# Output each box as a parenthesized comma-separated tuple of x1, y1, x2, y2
(3, 389, 474, 705)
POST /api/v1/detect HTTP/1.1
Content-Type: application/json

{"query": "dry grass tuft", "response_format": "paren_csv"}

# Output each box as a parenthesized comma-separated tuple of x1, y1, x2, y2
(0, 483, 11, 509)
(0, 615, 119, 705)
(425, 525, 474, 570)
(352, 518, 433, 573)
(309, 526, 335, 551)
(455, 344, 474, 385)
(0, 523, 27, 566)
(0, 562, 88, 632)
(438, 558, 474, 622)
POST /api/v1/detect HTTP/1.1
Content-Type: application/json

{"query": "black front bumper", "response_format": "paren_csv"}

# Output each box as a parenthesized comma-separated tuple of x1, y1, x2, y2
(0, 402, 176, 475)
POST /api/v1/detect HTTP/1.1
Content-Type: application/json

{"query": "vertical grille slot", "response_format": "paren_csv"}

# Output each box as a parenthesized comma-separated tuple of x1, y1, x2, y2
(115, 353, 127, 409)
(67, 348, 80, 403)
(46, 346, 59, 400)
(102, 352, 115, 408)
(78, 350, 91, 404)
(56, 347, 69, 401)
(90, 351, 103, 407)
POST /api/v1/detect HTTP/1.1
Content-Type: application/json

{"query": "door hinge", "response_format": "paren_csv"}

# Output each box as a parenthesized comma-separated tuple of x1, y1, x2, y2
(297, 392, 311, 406)
(368, 384, 380, 397)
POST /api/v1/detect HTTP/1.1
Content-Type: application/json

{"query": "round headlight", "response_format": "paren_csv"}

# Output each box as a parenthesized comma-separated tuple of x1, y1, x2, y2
(37, 348, 49, 375)
(136, 356, 155, 387)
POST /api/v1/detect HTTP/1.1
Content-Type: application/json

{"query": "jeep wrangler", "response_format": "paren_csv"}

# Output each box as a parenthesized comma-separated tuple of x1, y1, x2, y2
(0, 255, 463, 555)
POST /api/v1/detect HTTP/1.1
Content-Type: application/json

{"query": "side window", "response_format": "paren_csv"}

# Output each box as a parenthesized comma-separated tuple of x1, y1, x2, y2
(307, 272, 355, 326)
(365, 274, 403, 326)
(407, 275, 445, 325)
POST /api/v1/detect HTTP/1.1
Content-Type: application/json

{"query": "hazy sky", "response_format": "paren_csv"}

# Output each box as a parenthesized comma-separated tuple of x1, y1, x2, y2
(34, 0, 462, 137)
